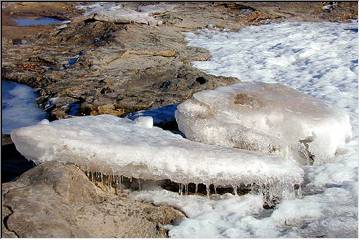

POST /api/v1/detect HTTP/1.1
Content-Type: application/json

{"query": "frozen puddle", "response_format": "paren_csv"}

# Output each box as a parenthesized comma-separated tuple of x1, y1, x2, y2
(133, 21, 358, 237)
(12, 17, 66, 26)
(2, 80, 47, 134)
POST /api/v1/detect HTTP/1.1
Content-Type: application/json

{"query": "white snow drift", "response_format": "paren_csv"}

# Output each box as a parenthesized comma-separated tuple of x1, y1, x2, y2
(176, 82, 352, 164)
(11, 115, 303, 196)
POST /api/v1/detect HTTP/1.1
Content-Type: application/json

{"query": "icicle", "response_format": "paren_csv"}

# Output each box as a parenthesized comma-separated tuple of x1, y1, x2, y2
(185, 184, 188, 195)
(214, 185, 217, 194)
(195, 183, 198, 194)
(121, 175, 123, 184)
(233, 185, 238, 196)
(178, 183, 182, 195)
(206, 184, 210, 198)
(130, 177, 133, 183)
(138, 179, 141, 191)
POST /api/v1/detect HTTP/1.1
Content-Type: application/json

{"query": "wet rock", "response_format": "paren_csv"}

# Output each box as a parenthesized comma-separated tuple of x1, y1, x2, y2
(2, 162, 184, 237)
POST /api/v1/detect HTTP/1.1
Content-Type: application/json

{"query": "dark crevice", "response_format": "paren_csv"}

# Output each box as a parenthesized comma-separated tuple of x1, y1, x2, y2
(195, 76, 207, 85)
(3, 204, 20, 238)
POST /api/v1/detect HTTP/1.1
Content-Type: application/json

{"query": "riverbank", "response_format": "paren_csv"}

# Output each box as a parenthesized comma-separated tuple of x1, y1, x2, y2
(2, 2, 356, 120)
(1, 2, 358, 238)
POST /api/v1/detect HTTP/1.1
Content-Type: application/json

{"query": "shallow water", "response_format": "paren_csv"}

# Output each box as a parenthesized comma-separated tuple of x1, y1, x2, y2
(13, 17, 65, 26)
(2, 80, 47, 134)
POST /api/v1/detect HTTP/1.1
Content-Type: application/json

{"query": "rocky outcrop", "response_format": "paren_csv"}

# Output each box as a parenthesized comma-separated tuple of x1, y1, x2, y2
(1, 162, 184, 238)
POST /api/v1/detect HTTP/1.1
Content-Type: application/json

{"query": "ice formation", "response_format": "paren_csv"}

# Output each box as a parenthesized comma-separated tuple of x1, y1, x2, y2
(176, 82, 352, 164)
(76, 2, 174, 26)
(11, 114, 303, 198)
(2, 80, 47, 134)
(150, 20, 357, 238)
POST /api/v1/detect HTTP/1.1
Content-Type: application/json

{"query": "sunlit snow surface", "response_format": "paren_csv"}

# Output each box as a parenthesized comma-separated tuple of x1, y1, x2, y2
(133, 21, 359, 237)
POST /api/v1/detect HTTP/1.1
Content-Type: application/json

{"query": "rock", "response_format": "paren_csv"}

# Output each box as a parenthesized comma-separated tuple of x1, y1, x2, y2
(92, 104, 124, 116)
(2, 162, 184, 237)
(175, 82, 352, 164)
(121, 49, 177, 58)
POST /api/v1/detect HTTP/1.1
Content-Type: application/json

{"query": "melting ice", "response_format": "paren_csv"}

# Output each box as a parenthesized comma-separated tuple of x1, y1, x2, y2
(11, 114, 303, 201)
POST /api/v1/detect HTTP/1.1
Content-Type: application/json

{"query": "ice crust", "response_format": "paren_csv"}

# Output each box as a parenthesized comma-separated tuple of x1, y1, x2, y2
(176, 82, 352, 164)
(11, 115, 303, 191)
(76, 3, 175, 26)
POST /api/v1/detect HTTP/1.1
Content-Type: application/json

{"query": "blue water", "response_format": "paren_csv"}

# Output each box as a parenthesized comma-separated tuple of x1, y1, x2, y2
(126, 104, 177, 127)
(13, 17, 64, 26)
(2, 80, 47, 134)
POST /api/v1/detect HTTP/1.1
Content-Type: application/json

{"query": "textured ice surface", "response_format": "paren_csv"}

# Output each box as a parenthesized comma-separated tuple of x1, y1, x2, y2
(176, 82, 352, 164)
(2, 80, 47, 134)
(11, 115, 303, 192)
(76, 2, 171, 26)
(134, 21, 358, 237)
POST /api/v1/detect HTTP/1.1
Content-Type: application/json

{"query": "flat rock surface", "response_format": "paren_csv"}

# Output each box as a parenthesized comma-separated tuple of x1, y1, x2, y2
(2, 162, 184, 238)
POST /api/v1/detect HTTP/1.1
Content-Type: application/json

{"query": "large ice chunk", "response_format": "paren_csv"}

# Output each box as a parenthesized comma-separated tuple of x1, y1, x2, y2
(175, 82, 352, 164)
(11, 115, 303, 194)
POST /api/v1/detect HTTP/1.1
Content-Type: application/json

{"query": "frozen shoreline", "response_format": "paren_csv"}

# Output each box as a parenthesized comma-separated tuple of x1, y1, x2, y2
(134, 21, 358, 238)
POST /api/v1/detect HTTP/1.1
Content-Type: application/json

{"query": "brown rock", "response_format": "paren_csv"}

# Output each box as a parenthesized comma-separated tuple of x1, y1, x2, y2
(92, 104, 125, 116)
(2, 162, 184, 238)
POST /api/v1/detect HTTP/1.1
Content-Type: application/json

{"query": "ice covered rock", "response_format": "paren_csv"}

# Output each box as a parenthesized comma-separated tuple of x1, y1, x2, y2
(175, 82, 352, 164)
(81, 3, 162, 26)
(11, 115, 303, 197)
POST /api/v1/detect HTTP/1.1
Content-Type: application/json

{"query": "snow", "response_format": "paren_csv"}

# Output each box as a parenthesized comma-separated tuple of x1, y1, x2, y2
(2, 80, 47, 134)
(134, 116, 153, 128)
(11, 114, 303, 199)
(134, 21, 359, 237)
(176, 81, 352, 164)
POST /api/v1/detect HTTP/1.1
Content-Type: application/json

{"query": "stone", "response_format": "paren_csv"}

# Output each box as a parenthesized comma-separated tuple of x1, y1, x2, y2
(2, 162, 184, 238)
